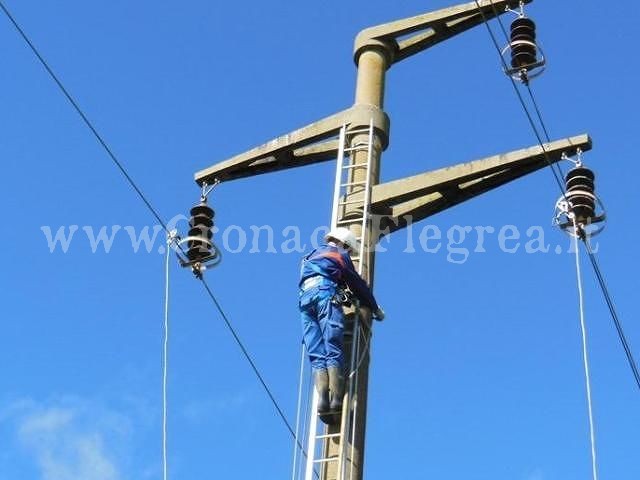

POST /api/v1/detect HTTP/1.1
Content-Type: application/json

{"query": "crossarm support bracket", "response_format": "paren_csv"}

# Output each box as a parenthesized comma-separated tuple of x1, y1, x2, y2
(372, 134, 592, 235)
(354, 0, 532, 65)
(195, 105, 389, 185)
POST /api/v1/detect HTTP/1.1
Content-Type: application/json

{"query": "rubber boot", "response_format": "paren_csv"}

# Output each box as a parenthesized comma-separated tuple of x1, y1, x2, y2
(328, 366, 344, 412)
(314, 369, 330, 414)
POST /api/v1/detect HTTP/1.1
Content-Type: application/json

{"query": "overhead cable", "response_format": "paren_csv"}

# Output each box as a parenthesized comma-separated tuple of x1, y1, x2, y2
(474, 0, 640, 393)
(584, 241, 640, 390)
(472, 0, 566, 193)
(0, 0, 306, 456)
(0, 0, 169, 232)
(199, 277, 308, 454)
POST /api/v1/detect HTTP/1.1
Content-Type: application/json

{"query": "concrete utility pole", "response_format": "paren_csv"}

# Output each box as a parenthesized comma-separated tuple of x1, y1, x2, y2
(195, 1, 591, 479)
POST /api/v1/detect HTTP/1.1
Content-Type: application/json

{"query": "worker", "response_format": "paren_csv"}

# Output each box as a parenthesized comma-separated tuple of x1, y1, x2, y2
(299, 227, 384, 418)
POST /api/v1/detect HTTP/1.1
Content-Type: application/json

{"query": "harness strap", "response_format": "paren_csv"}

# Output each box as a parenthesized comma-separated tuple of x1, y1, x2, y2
(305, 259, 328, 278)
(300, 275, 335, 291)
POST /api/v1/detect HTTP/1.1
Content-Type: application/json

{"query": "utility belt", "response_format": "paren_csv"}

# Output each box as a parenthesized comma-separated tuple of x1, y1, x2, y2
(300, 275, 335, 291)
(299, 276, 354, 307)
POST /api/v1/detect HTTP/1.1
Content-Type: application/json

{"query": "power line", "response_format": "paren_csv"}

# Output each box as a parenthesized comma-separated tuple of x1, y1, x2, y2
(484, 1, 553, 141)
(584, 240, 640, 390)
(472, 0, 567, 195)
(485, 2, 560, 174)
(0, 0, 169, 232)
(525, 83, 552, 143)
(474, 0, 640, 393)
(199, 277, 308, 454)
(0, 0, 306, 454)
(483, 2, 556, 154)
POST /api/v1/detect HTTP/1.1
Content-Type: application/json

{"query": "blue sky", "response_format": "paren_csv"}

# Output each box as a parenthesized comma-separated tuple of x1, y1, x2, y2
(1, 1, 639, 479)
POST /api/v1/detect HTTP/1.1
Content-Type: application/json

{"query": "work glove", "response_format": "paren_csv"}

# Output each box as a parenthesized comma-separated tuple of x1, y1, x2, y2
(373, 307, 385, 321)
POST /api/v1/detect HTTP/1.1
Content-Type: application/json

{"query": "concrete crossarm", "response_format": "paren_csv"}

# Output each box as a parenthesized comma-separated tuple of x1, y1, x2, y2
(354, 0, 532, 65)
(194, 104, 389, 185)
(371, 134, 592, 234)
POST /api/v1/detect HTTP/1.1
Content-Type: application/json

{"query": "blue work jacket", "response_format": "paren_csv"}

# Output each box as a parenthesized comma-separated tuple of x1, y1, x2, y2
(299, 242, 379, 311)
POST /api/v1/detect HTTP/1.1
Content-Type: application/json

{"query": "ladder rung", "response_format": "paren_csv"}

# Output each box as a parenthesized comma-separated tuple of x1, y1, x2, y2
(344, 145, 368, 153)
(340, 181, 367, 187)
(346, 127, 371, 135)
(314, 457, 339, 464)
(342, 163, 368, 169)
(336, 218, 362, 225)
(316, 432, 342, 439)
(339, 199, 365, 206)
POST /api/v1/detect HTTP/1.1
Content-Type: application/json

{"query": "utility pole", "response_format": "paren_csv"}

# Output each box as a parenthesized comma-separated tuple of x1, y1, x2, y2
(194, 1, 591, 479)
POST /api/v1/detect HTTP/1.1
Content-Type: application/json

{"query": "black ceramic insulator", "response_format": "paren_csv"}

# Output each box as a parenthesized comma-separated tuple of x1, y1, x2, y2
(565, 167, 596, 222)
(510, 17, 538, 69)
(187, 201, 215, 261)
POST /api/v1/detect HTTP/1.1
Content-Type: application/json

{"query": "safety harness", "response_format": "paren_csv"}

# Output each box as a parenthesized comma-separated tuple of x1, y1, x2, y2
(300, 250, 355, 307)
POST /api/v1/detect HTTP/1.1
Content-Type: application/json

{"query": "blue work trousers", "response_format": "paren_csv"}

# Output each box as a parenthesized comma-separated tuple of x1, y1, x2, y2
(299, 284, 344, 371)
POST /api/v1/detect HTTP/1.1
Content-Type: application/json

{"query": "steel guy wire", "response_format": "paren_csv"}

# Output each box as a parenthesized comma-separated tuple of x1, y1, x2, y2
(0, 0, 309, 454)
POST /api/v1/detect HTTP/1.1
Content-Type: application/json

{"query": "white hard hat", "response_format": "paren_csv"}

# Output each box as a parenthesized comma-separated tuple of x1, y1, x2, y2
(325, 227, 359, 253)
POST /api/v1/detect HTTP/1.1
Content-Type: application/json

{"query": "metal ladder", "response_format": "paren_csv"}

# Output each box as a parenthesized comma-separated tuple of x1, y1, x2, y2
(303, 120, 375, 480)
(331, 119, 375, 265)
